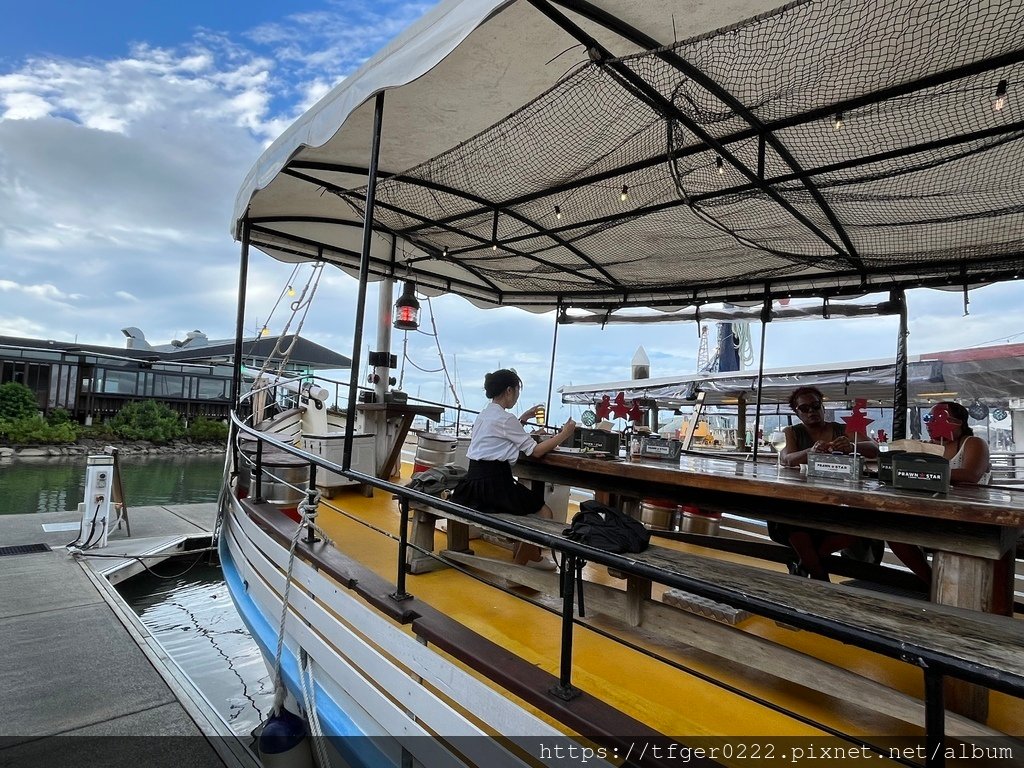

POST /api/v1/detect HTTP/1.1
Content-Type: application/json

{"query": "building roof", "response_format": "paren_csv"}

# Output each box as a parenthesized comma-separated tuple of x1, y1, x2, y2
(559, 343, 1024, 409)
(0, 334, 351, 371)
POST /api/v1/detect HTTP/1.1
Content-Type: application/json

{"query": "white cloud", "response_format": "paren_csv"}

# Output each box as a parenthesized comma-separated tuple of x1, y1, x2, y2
(0, 279, 81, 302)
(3, 2, 1024, 426)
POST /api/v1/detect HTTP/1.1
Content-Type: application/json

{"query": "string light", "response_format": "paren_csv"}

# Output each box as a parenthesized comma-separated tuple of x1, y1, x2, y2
(620, 184, 629, 202)
(287, 285, 296, 297)
(994, 79, 1008, 111)
(492, 243, 497, 251)
(833, 112, 844, 132)
(555, 205, 562, 220)
(716, 156, 724, 175)
(260, 326, 270, 337)
(442, 246, 448, 257)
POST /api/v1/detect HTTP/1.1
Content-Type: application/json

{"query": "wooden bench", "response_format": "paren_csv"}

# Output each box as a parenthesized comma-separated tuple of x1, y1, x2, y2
(406, 501, 475, 574)
(403, 498, 1024, 749)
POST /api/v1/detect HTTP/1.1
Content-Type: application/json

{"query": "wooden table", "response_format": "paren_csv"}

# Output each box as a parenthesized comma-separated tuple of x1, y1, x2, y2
(356, 402, 444, 479)
(518, 451, 1024, 719)
(517, 452, 1024, 615)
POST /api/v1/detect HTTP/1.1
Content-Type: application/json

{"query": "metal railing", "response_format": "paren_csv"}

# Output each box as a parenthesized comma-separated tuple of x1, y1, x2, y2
(226, 407, 1024, 764)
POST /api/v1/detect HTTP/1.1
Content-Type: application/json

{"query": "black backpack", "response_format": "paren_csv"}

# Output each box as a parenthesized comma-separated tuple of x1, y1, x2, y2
(563, 500, 651, 554)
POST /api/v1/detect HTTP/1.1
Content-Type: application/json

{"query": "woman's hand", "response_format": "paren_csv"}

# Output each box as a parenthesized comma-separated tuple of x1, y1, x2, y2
(810, 440, 831, 453)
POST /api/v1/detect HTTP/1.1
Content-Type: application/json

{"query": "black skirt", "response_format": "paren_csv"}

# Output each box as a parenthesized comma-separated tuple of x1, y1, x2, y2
(450, 459, 543, 516)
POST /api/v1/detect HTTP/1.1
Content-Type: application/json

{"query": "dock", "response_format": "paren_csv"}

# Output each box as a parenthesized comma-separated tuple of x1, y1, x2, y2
(0, 502, 257, 768)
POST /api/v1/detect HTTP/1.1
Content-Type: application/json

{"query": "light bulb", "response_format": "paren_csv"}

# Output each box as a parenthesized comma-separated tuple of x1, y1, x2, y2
(620, 184, 629, 202)
(994, 79, 1008, 111)
(716, 156, 724, 175)
(555, 205, 562, 220)
(492, 243, 497, 251)
(442, 246, 448, 257)
(287, 285, 296, 297)
(833, 112, 844, 132)
(260, 326, 269, 337)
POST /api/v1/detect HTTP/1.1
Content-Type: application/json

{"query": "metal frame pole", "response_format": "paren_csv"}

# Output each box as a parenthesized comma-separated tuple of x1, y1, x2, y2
(392, 497, 412, 602)
(545, 307, 560, 423)
(550, 554, 581, 701)
(751, 299, 771, 461)
(924, 668, 946, 767)
(892, 289, 909, 440)
(231, 222, 251, 410)
(344, 92, 386, 469)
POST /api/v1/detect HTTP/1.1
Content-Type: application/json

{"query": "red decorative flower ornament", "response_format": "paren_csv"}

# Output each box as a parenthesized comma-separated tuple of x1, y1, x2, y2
(595, 395, 612, 421)
(626, 401, 644, 422)
(611, 391, 631, 420)
(842, 398, 874, 441)
(926, 404, 958, 443)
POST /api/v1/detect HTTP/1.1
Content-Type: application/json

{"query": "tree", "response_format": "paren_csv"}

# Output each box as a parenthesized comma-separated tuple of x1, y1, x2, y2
(0, 382, 39, 420)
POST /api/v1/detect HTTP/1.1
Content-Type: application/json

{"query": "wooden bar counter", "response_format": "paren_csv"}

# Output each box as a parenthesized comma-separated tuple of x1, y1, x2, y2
(516, 451, 1024, 615)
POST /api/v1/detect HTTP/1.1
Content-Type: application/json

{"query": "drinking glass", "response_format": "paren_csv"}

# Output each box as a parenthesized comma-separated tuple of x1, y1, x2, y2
(769, 429, 787, 466)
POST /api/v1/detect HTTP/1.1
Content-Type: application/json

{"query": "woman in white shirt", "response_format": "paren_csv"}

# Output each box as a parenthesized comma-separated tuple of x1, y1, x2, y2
(452, 369, 575, 568)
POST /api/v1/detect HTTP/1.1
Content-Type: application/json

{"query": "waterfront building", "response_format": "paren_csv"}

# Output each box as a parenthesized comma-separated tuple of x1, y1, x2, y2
(0, 329, 350, 422)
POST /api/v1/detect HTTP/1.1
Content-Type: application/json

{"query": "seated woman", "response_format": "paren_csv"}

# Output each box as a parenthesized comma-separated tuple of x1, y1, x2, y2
(451, 369, 575, 570)
(771, 386, 879, 581)
(888, 401, 991, 584)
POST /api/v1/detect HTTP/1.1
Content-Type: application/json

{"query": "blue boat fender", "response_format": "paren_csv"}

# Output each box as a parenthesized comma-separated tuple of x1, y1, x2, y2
(258, 708, 313, 768)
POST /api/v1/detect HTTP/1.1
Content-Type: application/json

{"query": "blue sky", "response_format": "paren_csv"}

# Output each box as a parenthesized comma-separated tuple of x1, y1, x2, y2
(2, 0, 1023, 419)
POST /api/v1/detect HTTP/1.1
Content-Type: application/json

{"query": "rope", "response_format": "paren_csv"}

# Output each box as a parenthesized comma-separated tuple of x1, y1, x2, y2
(299, 648, 331, 768)
(734, 322, 754, 368)
(425, 296, 461, 408)
(251, 263, 325, 389)
(270, 495, 311, 716)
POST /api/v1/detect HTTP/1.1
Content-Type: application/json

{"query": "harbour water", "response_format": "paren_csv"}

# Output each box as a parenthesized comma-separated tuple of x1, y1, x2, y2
(117, 562, 273, 739)
(0, 453, 225, 514)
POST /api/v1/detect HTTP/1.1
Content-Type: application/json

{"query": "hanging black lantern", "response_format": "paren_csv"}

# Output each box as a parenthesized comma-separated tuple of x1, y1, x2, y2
(393, 281, 420, 331)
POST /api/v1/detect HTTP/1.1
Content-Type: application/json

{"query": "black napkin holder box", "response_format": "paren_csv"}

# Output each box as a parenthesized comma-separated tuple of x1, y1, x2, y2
(891, 452, 950, 494)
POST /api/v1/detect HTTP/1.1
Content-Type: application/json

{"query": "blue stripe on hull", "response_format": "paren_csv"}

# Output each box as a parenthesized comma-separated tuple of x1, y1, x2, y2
(218, 527, 394, 768)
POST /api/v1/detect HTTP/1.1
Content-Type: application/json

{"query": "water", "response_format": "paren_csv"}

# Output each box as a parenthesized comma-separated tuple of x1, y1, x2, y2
(117, 562, 273, 739)
(0, 453, 226, 514)
(2, 451, 270, 741)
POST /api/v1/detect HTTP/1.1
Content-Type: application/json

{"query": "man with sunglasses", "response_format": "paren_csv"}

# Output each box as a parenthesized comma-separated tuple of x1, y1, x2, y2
(779, 386, 878, 467)
(770, 386, 879, 580)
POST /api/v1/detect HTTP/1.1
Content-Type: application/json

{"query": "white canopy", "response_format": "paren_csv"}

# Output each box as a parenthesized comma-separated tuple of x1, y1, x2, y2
(234, 0, 1024, 313)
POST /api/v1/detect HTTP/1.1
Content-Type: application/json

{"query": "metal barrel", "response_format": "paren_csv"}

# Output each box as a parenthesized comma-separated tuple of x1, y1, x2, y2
(255, 451, 308, 522)
(639, 498, 678, 530)
(413, 432, 458, 474)
(676, 504, 722, 535)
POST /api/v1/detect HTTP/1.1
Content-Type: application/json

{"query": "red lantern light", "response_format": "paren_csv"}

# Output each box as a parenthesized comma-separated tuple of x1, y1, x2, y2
(393, 281, 420, 331)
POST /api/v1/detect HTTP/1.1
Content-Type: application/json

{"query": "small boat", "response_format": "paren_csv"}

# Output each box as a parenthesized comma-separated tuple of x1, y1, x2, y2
(218, 0, 1024, 765)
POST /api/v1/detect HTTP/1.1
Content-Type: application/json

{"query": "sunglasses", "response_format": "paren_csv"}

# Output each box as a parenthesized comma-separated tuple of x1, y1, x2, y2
(795, 401, 822, 414)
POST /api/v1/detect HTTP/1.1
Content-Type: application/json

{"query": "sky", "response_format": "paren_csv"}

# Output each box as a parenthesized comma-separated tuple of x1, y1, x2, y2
(2, 0, 1024, 423)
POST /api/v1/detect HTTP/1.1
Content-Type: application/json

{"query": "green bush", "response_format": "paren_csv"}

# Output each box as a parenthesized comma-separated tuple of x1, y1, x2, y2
(0, 382, 39, 420)
(78, 422, 116, 441)
(187, 417, 228, 442)
(109, 401, 185, 444)
(46, 408, 74, 426)
(0, 416, 78, 444)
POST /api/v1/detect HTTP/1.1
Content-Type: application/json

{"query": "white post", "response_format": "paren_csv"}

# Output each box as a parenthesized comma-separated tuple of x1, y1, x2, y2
(74, 455, 115, 549)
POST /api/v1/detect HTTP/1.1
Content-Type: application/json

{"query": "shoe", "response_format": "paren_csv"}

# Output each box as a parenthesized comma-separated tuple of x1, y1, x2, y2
(786, 561, 810, 578)
(525, 556, 557, 571)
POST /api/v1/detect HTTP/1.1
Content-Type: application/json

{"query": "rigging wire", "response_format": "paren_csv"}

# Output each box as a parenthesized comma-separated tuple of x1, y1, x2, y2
(424, 296, 461, 408)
